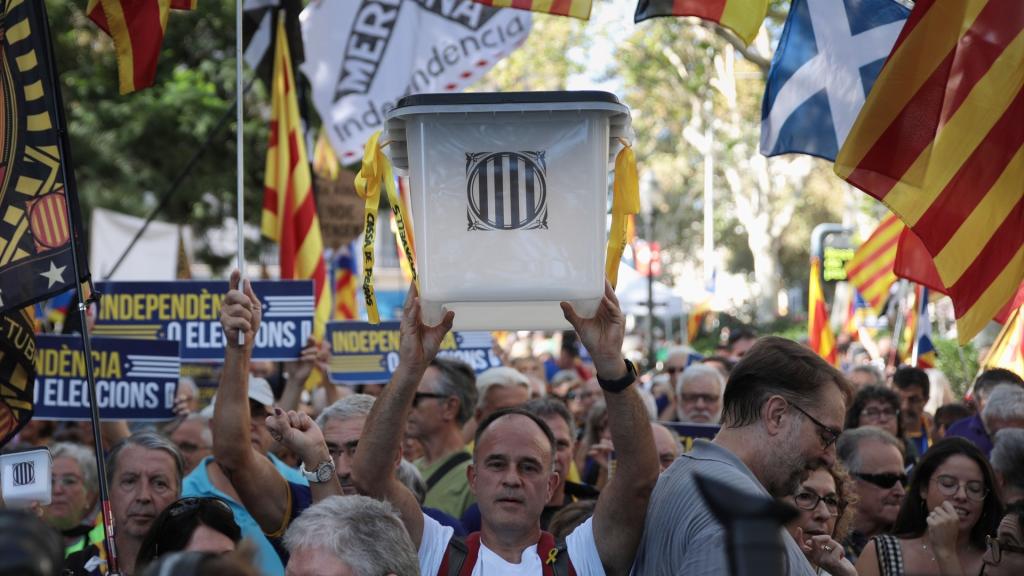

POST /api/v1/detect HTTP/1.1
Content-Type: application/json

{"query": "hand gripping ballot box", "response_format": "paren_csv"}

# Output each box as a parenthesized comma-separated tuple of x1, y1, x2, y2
(385, 91, 632, 330)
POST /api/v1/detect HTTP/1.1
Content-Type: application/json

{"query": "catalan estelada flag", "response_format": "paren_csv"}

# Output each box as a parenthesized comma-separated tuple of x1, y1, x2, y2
(687, 297, 711, 343)
(87, 0, 198, 94)
(835, 0, 1024, 345)
(845, 214, 900, 315)
(331, 244, 358, 321)
(473, 0, 591, 20)
(808, 257, 836, 364)
(262, 15, 330, 340)
(984, 301, 1024, 376)
(913, 287, 937, 368)
(635, 0, 769, 45)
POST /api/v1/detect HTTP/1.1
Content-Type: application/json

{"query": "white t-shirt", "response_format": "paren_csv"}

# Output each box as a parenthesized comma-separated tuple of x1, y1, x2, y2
(418, 512, 606, 576)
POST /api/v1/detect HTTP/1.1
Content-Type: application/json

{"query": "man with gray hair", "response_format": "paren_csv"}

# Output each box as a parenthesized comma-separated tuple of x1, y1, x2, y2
(284, 495, 419, 576)
(169, 413, 212, 475)
(990, 428, 1024, 505)
(982, 384, 1024, 439)
(64, 432, 184, 576)
(836, 427, 907, 563)
(947, 368, 1024, 456)
(465, 366, 530, 441)
(674, 364, 725, 424)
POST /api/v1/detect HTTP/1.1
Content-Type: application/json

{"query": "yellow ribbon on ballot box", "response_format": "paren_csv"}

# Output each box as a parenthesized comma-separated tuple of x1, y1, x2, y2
(605, 139, 639, 288)
(355, 131, 419, 324)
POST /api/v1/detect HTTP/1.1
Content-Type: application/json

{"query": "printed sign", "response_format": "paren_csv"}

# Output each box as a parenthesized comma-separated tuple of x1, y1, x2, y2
(33, 335, 181, 421)
(661, 421, 720, 453)
(301, 0, 531, 163)
(327, 321, 500, 383)
(93, 280, 314, 362)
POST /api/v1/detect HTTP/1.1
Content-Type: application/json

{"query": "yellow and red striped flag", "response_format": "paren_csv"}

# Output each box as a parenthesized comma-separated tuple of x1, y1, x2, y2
(983, 301, 1024, 376)
(262, 15, 330, 340)
(835, 0, 1024, 345)
(473, 0, 591, 20)
(808, 257, 836, 365)
(845, 214, 901, 315)
(635, 0, 769, 45)
(87, 0, 197, 94)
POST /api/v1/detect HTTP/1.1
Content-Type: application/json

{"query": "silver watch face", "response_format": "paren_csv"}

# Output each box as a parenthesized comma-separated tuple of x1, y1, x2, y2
(315, 461, 335, 483)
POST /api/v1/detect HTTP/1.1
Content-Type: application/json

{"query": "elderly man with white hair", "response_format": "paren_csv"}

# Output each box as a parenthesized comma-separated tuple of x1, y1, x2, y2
(982, 384, 1024, 439)
(284, 495, 419, 576)
(674, 364, 725, 424)
(462, 366, 531, 444)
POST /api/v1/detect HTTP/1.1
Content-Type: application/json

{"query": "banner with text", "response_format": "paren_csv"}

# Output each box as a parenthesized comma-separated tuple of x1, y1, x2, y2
(93, 280, 314, 362)
(660, 421, 720, 453)
(33, 335, 180, 421)
(328, 321, 500, 383)
(301, 0, 532, 163)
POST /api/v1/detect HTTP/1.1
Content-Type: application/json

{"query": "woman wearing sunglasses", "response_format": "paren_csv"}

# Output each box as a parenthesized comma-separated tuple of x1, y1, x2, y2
(982, 502, 1024, 575)
(856, 438, 1003, 576)
(135, 497, 242, 572)
(784, 465, 857, 576)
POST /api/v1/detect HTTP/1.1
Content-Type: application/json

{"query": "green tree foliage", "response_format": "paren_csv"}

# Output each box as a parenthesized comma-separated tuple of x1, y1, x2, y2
(47, 0, 270, 274)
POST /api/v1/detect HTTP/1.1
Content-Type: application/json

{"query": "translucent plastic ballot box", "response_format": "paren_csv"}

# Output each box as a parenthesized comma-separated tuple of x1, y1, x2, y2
(385, 91, 632, 330)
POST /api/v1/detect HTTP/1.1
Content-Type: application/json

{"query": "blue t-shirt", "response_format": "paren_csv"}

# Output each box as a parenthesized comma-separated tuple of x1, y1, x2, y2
(182, 454, 307, 576)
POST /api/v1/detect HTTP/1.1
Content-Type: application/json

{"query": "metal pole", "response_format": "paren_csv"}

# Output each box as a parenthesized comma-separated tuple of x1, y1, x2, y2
(34, 2, 120, 572)
(236, 0, 246, 346)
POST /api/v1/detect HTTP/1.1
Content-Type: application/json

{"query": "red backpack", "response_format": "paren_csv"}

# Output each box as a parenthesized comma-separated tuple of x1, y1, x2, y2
(437, 531, 577, 576)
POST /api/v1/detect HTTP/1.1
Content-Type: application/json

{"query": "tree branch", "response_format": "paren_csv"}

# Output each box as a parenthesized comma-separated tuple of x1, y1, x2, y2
(706, 23, 771, 73)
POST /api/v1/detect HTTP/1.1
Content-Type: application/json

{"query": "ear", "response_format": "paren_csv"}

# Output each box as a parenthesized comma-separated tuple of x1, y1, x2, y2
(392, 446, 403, 471)
(762, 395, 789, 437)
(443, 396, 461, 423)
(467, 462, 477, 495)
(474, 407, 484, 424)
(546, 469, 560, 501)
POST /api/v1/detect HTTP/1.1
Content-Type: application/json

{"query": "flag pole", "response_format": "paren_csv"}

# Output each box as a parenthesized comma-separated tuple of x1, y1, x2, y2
(236, 0, 246, 345)
(34, 2, 121, 573)
(910, 287, 922, 366)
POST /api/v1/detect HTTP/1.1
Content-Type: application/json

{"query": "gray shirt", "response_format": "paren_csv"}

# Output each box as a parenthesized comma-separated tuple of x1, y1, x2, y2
(632, 440, 815, 576)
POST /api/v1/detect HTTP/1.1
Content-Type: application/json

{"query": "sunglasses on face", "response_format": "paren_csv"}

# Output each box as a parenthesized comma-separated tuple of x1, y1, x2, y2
(853, 472, 908, 489)
(412, 392, 449, 407)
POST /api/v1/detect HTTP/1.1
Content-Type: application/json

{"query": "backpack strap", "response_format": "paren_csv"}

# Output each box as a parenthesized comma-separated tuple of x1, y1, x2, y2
(873, 534, 904, 576)
(537, 531, 576, 576)
(426, 452, 472, 492)
(438, 533, 482, 576)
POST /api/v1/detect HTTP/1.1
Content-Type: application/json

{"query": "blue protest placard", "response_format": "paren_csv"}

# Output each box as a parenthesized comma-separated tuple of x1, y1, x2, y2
(93, 280, 314, 362)
(33, 335, 181, 421)
(327, 321, 501, 383)
(660, 421, 720, 453)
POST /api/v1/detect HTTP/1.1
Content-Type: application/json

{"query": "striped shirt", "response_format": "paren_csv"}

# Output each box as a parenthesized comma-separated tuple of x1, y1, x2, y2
(632, 440, 816, 576)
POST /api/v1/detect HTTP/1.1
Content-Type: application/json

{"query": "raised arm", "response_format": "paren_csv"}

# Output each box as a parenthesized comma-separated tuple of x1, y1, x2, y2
(562, 282, 659, 576)
(351, 287, 454, 547)
(265, 408, 342, 504)
(213, 271, 292, 534)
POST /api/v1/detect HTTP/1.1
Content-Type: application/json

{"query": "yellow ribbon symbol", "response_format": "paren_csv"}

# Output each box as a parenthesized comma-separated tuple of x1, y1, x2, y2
(545, 548, 559, 565)
(354, 131, 419, 324)
(604, 138, 639, 289)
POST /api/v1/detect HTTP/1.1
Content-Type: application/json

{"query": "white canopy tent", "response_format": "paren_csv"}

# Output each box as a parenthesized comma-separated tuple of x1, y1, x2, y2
(614, 264, 686, 318)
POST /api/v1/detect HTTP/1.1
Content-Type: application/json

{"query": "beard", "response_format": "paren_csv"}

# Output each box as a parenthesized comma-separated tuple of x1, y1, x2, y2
(764, 423, 816, 497)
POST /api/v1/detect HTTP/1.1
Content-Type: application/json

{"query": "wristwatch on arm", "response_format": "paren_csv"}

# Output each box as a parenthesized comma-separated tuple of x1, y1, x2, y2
(596, 359, 638, 394)
(299, 457, 336, 484)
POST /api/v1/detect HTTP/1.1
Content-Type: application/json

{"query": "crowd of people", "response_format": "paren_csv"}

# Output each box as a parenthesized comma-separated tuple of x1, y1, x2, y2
(3, 271, 1024, 576)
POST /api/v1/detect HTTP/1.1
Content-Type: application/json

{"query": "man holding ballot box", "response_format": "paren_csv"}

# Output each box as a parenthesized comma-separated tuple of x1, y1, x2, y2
(352, 281, 659, 575)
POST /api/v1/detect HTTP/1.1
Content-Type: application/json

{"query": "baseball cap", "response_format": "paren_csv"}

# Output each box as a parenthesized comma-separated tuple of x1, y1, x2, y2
(200, 376, 275, 417)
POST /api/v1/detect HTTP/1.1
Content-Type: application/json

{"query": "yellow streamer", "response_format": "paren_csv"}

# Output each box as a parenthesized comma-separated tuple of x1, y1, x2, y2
(354, 131, 419, 324)
(605, 139, 639, 288)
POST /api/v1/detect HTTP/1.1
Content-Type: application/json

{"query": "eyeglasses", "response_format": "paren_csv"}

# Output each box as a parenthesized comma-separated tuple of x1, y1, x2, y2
(853, 472, 907, 489)
(861, 407, 900, 421)
(680, 393, 720, 404)
(790, 403, 841, 449)
(412, 392, 449, 407)
(793, 491, 842, 516)
(933, 474, 988, 502)
(986, 534, 1024, 565)
(52, 474, 85, 489)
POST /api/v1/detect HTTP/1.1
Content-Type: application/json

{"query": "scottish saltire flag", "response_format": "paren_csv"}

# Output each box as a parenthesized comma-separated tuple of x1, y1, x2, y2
(760, 0, 909, 159)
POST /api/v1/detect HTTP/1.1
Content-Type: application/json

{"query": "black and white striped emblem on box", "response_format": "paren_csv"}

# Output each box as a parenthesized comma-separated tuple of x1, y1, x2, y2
(466, 151, 548, 231)
(12, 461, 34, 486)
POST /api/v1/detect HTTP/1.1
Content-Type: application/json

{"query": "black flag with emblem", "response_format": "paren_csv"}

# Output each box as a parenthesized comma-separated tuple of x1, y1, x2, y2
(0, 0, 89, 315)
(0, 305, 35, 446)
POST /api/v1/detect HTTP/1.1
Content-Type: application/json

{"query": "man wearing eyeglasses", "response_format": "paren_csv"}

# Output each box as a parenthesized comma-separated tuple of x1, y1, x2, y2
(835, 427, 907, 564)
(674, 364, 724, 425)
(633, 336, 853, 575)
